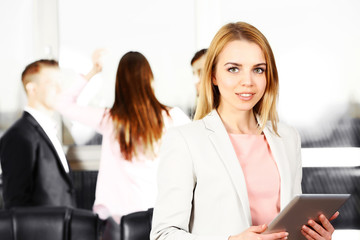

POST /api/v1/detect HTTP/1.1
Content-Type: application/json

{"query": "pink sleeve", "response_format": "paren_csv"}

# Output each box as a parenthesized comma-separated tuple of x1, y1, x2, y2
(55, 75, 108, 134)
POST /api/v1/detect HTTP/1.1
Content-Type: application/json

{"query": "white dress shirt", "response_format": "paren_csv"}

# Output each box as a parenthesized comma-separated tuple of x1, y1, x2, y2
(24, 107, 69, 172)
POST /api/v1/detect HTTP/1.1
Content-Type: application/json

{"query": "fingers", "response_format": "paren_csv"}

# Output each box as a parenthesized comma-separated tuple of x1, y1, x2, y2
(305, 220, 327, 238)
(266, 232, 289, 239)
(329, 211, 339, 221)
(301, 215, 334, 240)
(94, 62, 103, 72)
(301, 229, 315, 240)
(301, 224, 320, 240)
(254, 225, 288, 240)
(92, 48, 106, 71)
(92, 48, 106, 63)
(249, 224, 267, 233)
(318, 214, 335, 233)
(232, 225, 288, 240)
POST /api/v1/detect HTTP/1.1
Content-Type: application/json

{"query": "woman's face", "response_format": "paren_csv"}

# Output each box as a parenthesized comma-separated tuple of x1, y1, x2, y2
(213, 40, 267, 115)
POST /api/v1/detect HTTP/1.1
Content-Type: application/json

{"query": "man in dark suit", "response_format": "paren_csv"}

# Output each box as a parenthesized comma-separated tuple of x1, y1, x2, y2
(0, 59, 76, 209)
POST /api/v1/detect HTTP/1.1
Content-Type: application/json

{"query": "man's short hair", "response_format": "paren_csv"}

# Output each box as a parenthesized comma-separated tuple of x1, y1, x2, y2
(21, 59, 59, 87)
(190, 48, 207, 66)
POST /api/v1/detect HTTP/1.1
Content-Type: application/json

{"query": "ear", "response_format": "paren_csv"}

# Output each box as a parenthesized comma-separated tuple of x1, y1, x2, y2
(25, 82, 36, 95)
(212, 75, 217, 86)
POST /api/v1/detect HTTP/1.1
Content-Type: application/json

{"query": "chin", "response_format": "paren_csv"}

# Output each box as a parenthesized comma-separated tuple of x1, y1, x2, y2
(234, 104, 256, 112)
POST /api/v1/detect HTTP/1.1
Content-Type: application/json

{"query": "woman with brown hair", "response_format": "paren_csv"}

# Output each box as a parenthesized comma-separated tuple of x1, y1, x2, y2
(151, 22, 337, 240)
(56, 51, 190, 223)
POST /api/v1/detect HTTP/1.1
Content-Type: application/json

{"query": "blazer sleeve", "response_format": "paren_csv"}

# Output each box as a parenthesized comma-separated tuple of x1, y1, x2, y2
(0, 130, 36, 208)
(293, 127, 303, 196)
(150, 128, 228, 240)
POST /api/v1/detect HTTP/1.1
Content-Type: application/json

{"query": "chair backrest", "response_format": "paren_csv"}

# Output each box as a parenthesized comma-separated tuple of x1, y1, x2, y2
(302, 166, 360, 229)
(120, 208, 153, 240)
(70, 171, 98, 210)
(0, 206, 100, 240)
(0, 174, 3, 209)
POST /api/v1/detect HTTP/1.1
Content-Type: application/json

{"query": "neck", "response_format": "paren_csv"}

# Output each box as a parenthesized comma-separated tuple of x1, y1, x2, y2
(27, 101, 54, 118)
(217, 105, 260, 135)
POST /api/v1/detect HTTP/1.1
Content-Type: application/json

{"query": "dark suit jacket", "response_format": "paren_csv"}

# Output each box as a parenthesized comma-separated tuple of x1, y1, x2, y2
(0, 112, 76, 209)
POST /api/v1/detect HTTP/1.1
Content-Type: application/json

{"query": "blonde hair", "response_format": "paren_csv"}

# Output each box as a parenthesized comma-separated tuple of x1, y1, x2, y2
(194, 22, 279, 135)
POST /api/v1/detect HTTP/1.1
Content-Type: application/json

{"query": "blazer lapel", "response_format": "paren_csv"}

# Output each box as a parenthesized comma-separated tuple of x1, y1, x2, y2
(24, 112, 73, 188)
(203, 110, 252, 225)
(263, 124, 292, 210)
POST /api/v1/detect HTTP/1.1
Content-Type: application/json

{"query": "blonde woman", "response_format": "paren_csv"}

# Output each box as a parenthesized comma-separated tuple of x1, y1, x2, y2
(151, 22, 337, 240)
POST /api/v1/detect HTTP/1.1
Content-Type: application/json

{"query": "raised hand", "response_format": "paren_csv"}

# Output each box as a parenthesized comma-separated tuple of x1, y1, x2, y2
(91, 48, 106, 73)
(84, 48, 107, 81)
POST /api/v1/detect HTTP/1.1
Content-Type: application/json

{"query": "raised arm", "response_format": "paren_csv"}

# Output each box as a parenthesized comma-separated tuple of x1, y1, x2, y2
(55, 49, 108, 133)
(83, 48, 105, 81)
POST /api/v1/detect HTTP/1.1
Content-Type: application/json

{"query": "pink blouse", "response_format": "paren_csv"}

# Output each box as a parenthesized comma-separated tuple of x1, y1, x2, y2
(56, 76, 190, 223)
(228, 133, 281, 225)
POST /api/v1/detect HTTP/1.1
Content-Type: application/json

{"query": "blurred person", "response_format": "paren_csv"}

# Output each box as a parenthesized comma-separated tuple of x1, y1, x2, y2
(151, 22, 338, 240)
(56, 51, 190, 225)
(189, 48, 207, 118)
(0, 59, 76, 209)
(190, 48, 207, 97)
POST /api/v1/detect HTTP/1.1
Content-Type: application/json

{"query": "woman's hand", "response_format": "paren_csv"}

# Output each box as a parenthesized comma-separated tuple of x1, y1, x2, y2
(84, 48, 106, 81)
(301, 212, 339, 240)
(229, 224, 288, 240)
(91, 48, 106, 73)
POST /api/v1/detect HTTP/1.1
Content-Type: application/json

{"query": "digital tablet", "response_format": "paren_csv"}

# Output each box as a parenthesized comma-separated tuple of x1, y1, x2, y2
(263, 194, 350, 239)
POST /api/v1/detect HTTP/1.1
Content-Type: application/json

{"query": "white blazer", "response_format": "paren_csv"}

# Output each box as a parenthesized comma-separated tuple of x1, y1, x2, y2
(151, 110, 302, 240)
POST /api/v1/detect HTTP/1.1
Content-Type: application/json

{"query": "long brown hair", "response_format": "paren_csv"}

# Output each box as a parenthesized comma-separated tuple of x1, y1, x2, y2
(110, 51, 169, 160)
(194, 22, 279, 135)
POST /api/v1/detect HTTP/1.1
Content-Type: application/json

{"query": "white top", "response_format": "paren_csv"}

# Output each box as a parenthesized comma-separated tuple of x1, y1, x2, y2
(24, 106, 69, 172)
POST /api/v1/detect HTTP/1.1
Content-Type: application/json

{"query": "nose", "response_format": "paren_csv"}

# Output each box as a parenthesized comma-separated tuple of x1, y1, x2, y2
(239, 71, 253, 87)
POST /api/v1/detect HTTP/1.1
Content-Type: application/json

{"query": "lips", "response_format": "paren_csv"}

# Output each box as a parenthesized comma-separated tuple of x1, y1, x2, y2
(236, 92, 255, 101)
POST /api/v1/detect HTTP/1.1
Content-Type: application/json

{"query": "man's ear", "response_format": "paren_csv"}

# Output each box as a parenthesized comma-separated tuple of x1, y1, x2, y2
(25, 82, 36, 95)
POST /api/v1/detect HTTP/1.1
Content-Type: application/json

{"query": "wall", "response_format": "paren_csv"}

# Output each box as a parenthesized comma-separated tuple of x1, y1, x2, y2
(1, 0, 360, 144)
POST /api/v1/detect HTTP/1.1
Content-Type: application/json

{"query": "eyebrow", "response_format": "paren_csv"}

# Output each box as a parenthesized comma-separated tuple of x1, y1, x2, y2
(224, 62, 267, 67)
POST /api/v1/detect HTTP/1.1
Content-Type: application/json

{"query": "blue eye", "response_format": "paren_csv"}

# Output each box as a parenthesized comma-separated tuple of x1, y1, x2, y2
(228, 67, 239, 73)
(254, 68, 265, 74)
